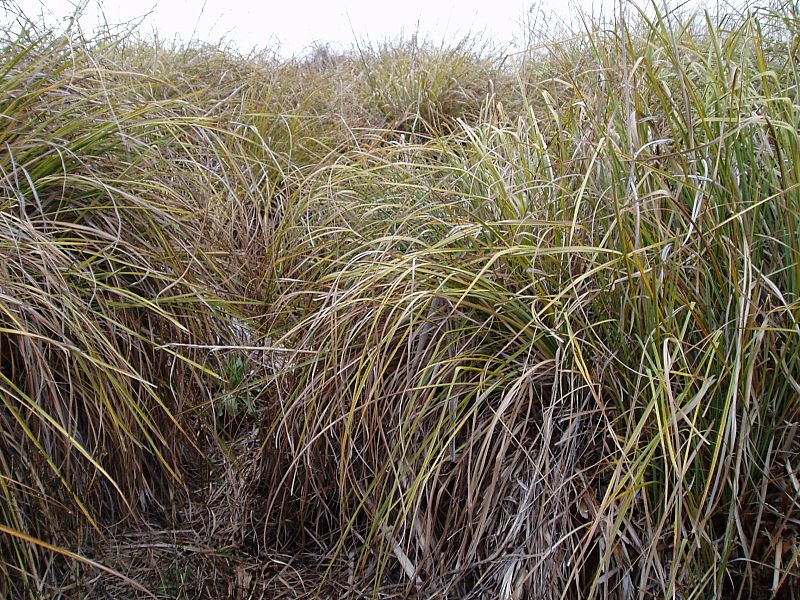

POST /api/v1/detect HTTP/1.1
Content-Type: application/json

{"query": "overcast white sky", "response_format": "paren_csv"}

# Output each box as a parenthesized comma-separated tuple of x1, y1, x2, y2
(7, 0, 711, 56)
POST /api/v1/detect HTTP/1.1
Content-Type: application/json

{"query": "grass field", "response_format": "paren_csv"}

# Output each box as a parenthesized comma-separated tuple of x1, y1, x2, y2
(1, 1, 799, 598)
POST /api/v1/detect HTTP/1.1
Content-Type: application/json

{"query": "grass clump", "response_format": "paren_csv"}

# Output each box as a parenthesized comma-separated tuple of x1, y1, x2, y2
(264, 3, 800, 598)
(352, 36, 509, 137)
(0, 22, 240, 597)
(1, 2, 799, 599)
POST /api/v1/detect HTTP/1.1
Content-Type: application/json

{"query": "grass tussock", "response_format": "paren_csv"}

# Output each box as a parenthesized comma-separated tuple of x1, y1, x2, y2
(1, 2, 799, 599)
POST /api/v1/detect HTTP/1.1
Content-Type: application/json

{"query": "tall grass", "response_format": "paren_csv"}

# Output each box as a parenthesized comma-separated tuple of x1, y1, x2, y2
(264, 3, 800, 598)
(0, 2, 798, 599)
(0, 22, 241, 597)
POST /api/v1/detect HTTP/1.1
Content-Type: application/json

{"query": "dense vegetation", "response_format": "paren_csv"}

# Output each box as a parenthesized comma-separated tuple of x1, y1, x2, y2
(1, 2, 799, 598)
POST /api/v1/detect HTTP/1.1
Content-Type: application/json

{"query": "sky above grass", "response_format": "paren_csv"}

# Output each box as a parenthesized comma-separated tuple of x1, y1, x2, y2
(8, 0, 632, 56)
